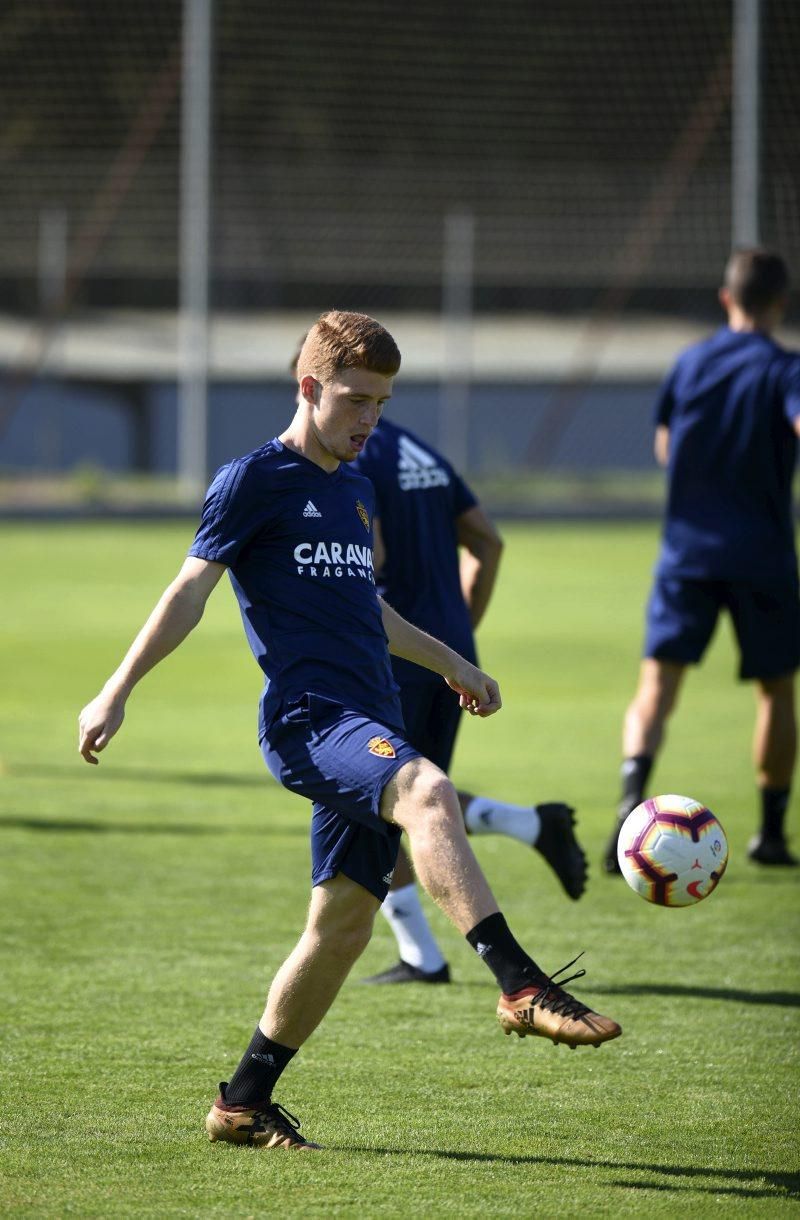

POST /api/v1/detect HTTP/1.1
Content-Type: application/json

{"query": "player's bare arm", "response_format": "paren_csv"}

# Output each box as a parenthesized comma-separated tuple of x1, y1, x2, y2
(654, 424, 670, 466)
(78, 556, 227, 765)
(372, 515, 387, 575)
(378, 596, 501, 717)
(456, 504, 503, 629)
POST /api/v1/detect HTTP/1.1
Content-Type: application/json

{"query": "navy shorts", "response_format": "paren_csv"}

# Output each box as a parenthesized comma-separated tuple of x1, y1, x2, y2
(261, 694, 422, 902)
(399, 679, 462, 773)
(644, 574, 800, 680)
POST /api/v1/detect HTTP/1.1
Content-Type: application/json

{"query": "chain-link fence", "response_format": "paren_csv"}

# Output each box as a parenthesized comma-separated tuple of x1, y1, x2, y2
(0, 1, 798, 498)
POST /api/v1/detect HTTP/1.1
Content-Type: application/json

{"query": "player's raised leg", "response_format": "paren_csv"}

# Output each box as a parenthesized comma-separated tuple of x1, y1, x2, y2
(364, 790, 587, 986)
(206, 874, 379, 1148)
(604, 659, 685, 873)
(382, 757, 621, 1047)
(749, 673, 798, 865)
(364, 676, 587, 986)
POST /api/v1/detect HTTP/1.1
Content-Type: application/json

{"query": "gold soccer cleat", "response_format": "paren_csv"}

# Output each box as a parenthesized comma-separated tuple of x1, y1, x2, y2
(497, 956, 622, 1048)
(205, 1086, 321, 1149)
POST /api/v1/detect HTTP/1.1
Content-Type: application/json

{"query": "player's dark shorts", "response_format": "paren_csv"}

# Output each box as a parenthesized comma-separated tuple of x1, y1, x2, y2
(261, 694, 422, 903)
(644, 574, 800, 680)
(398, 678, 462, 773)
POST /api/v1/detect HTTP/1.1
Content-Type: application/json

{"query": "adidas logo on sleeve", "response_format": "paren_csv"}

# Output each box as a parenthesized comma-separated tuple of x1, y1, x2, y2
(303, 500, 322, 518)
(397, 435, 450, 491)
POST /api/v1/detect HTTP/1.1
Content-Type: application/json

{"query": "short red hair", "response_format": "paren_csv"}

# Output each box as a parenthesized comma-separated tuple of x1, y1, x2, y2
(296, 311, 401, 384)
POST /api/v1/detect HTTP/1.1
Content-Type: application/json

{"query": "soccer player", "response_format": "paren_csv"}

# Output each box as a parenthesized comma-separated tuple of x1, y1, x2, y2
(352, 416, 587, 985)
(79, 311, 620, 1152)
(604, 249, 800, 873)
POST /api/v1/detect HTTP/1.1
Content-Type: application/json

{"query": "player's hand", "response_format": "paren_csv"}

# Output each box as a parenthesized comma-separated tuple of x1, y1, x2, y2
(444, 661, 502, 718)
(78, 689, 126, 765)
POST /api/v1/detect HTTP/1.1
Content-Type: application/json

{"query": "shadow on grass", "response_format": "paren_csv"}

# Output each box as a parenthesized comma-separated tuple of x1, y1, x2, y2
(8, 762, 267, 788)
(338, 1148, 799, 1199)
(592, 981, 800, 1008)
(0, 815, 306, 837)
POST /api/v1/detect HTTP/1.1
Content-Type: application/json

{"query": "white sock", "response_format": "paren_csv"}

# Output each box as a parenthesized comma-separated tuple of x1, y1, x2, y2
(464, 796, 541, 846)
(380, 883, 447, 972)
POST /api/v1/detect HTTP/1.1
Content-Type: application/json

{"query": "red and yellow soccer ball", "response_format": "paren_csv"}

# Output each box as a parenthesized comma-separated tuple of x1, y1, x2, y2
(617, 794, 729, 907)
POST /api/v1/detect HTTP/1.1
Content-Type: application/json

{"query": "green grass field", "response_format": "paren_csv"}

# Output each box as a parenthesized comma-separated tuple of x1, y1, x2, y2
(2, 521, 799, 1217)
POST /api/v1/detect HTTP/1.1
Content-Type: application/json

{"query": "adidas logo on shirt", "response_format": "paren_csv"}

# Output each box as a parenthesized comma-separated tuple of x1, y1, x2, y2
(303, 500, 322, 518)
(397, 435, 450, 491)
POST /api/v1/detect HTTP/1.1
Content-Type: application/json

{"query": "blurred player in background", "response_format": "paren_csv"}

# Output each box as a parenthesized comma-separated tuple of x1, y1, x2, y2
(80, 311, 620, 1152)
(352, 416, 588, 984)
(605, 249, 800, 872)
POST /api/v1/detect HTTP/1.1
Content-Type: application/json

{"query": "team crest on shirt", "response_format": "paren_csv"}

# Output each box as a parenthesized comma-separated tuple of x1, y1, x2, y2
(367, 735, 396, 759)
(355, 499, 370, 531)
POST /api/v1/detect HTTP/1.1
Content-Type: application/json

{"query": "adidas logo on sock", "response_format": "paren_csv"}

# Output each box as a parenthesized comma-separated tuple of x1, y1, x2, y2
(303, 500, 322, 518)
(251, 1052, 276, 1066)
(475, 941, 491, 957)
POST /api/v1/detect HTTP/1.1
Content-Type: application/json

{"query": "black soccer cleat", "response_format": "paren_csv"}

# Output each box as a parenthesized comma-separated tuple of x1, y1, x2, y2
(747, 834, 798, 866)
(602, 821, 624, 874)
(603, 799, 640, 875)
(361, 959, 451, 985)
(533, 803, 588, 899)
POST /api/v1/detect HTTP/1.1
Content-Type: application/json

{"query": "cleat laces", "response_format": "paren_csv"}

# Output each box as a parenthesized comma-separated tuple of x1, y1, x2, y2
(251, 1102, 305, 1143)
(526, 953, 591, 1019)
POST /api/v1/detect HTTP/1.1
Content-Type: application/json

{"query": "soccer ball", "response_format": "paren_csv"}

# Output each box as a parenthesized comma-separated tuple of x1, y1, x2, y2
(617, 794, 729, 907)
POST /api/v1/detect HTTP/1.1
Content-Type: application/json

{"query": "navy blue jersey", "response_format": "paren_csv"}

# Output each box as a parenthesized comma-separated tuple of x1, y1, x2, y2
(353, 418, 478, 682)
(655, 327, 800, 585)
(188, 439, 402, 738)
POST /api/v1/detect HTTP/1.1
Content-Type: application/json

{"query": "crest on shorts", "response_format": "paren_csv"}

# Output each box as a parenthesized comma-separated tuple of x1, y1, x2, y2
(368, 735, 396, 759)
(355, 499, 370, 531)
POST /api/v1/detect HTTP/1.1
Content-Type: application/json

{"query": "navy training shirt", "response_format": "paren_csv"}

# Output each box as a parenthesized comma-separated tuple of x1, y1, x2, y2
(352, 418, 478, 684)
(188, 439, 402, 739)
(655, 327, 800, 585)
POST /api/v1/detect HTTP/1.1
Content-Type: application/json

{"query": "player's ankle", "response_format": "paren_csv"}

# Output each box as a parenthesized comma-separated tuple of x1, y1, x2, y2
(465, 912, 542, 994)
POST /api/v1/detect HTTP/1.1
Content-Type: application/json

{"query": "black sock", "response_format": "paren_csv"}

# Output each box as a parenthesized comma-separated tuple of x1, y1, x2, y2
(760, 787, 790, 840)
(466, 912, 543, 995)
(619, 754, 653, 818)
(223, 1028, 297, 1106)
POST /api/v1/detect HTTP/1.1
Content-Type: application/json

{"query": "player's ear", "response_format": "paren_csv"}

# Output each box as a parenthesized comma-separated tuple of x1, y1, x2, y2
(718, 286, 731, 314)
(299, 374, 320, 407)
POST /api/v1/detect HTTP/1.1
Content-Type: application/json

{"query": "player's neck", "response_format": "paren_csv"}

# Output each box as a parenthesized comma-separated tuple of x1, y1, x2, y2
(725, 304, 778, 335)
(279, 422, 340, 473)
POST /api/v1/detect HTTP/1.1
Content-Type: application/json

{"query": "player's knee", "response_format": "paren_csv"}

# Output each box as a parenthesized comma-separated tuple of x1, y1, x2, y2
(638, 666, 682, 719)
(392, 759, 459, 834)
(312, 905, 375, 962)
(327, 920, 373, 964)
(758, 673, 795, 707)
